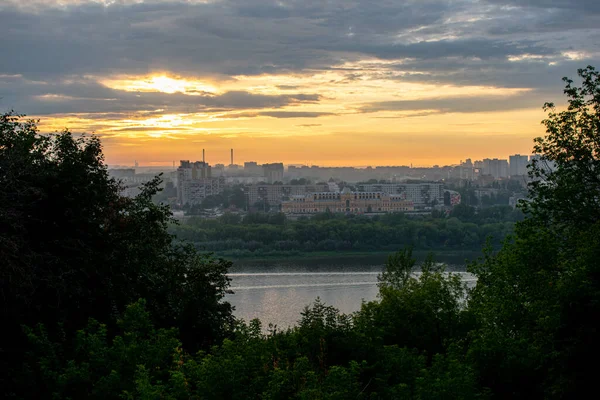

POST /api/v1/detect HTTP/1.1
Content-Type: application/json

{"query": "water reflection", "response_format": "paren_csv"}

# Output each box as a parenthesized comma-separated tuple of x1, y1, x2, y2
(227, 262, 475, 330)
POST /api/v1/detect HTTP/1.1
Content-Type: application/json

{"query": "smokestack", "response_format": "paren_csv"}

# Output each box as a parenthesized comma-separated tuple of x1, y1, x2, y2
(203, 149, 205, 163)
(230, 148, 234, 166)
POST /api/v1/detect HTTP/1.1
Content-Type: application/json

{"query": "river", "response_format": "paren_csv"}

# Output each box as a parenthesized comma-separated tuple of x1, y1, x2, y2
(227, 253, 478, 329)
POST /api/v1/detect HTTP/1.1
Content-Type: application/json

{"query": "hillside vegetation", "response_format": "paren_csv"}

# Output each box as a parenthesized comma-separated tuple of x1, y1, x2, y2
(2, 66, 599, 399)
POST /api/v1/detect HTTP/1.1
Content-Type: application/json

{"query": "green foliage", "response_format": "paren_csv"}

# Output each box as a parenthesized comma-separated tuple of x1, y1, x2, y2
(171, 207, 521, 257)
(526, 65, 600, 227)
(0, 113, 233, 397)
(468, 66, 600, 399)
(23, 300, 182, 400)
(23, 252, 479, 399)
(5, 66, 600, 399)
(360, 251, 470, 358)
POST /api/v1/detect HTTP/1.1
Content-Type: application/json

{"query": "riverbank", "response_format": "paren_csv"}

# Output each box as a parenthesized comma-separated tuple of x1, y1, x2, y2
(224, 249, 482, 271)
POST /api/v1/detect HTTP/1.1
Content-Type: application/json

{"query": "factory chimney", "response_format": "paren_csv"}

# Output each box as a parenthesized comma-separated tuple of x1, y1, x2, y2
(230, 148, 234, 166)
(203, 149, 205, 163)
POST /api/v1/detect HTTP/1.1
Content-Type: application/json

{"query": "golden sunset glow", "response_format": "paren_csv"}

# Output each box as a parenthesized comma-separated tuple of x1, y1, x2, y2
(101, 75, 218, 95)
(30, 65, 545, 167)
(4, 0, 596, 167)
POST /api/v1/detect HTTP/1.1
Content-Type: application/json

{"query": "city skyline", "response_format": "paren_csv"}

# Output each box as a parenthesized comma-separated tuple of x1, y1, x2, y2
(112, 152, 538, 169)
(2, 1, 599, 166)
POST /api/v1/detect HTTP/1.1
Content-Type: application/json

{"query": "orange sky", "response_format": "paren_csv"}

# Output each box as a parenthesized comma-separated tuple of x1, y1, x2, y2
(4, 0, 594, 167)
(33, 71, 548, 167)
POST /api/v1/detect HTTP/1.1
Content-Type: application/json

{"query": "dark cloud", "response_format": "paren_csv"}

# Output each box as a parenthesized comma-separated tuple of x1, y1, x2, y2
(484, 0, 600, 13)
(390, 57, 596, 91)
(359, 90, 550, 115)
(0, 0, 599, 116)
(0, 75, 321, 115)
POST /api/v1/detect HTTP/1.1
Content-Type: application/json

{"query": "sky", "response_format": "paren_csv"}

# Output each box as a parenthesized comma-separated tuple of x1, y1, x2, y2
(1, 0, 599, 167)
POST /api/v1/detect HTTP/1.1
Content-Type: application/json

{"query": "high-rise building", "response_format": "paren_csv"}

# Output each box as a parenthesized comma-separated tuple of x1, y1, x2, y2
(262, 163, 284, 183)
(244, 161, 263, 176)
(482, 158, 509, 179)
(509, 154, 529, 177)
(176, 160, 224, 205)
(529, 154, 557, 174)
(459, 159, 474, 180)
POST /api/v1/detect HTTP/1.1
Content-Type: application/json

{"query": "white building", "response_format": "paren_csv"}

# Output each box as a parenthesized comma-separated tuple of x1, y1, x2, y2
(482, 158, 509, 179)
(509, 154, 529, 177)
(356, 183, 444, 208)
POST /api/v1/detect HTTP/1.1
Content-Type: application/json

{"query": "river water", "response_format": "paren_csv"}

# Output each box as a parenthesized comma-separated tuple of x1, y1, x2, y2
(227, 254, 477, 329)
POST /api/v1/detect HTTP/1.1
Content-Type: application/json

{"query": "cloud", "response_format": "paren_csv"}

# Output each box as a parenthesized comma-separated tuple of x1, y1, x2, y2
(0, 0, 599, 121)
(255, 111, 335, 119)
(276, 85, 302, 90)
(372, 111, 443, 119)
(484, 0, 600, 14)
(0, 75, 322, 115)
(1, 0, 593, 81)
(219, 111, 336, 119)
(359, 91, 548, 115)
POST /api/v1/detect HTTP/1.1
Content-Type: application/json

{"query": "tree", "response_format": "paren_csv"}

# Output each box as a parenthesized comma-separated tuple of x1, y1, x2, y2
(0, 113, 233, 397)
(469, 66, 600, 398)
(525, 66, 600, 227)
(450, 203, 475, 220)
(252, 199, 271, 212)
(228, 185, 247, 209)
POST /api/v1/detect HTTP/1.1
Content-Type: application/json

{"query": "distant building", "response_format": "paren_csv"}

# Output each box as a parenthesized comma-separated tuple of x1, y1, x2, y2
(247, 183, 329, 206)
(176, 160, 224, 205)
(178, 160, 211, 180)
(509, 154, 529, 177)
(529, 155, 557, 173)
(226, 176, 265, 185)
(213, 164, 225, 175)
(282, 188, 414, 214)
(109, 168, 135, 179)
(356, 183, 444, 208)
(263, 163, 284, 183)
(244, 161, 263, 176)
(178, 178, 225, 205)
(482, 158, 509, 179)
(459, 159, 475, 180)
(327, 181, 340, 192)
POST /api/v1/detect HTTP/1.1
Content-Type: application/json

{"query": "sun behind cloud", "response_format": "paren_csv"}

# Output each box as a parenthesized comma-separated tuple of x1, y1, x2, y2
(101, 75, 218, 95)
